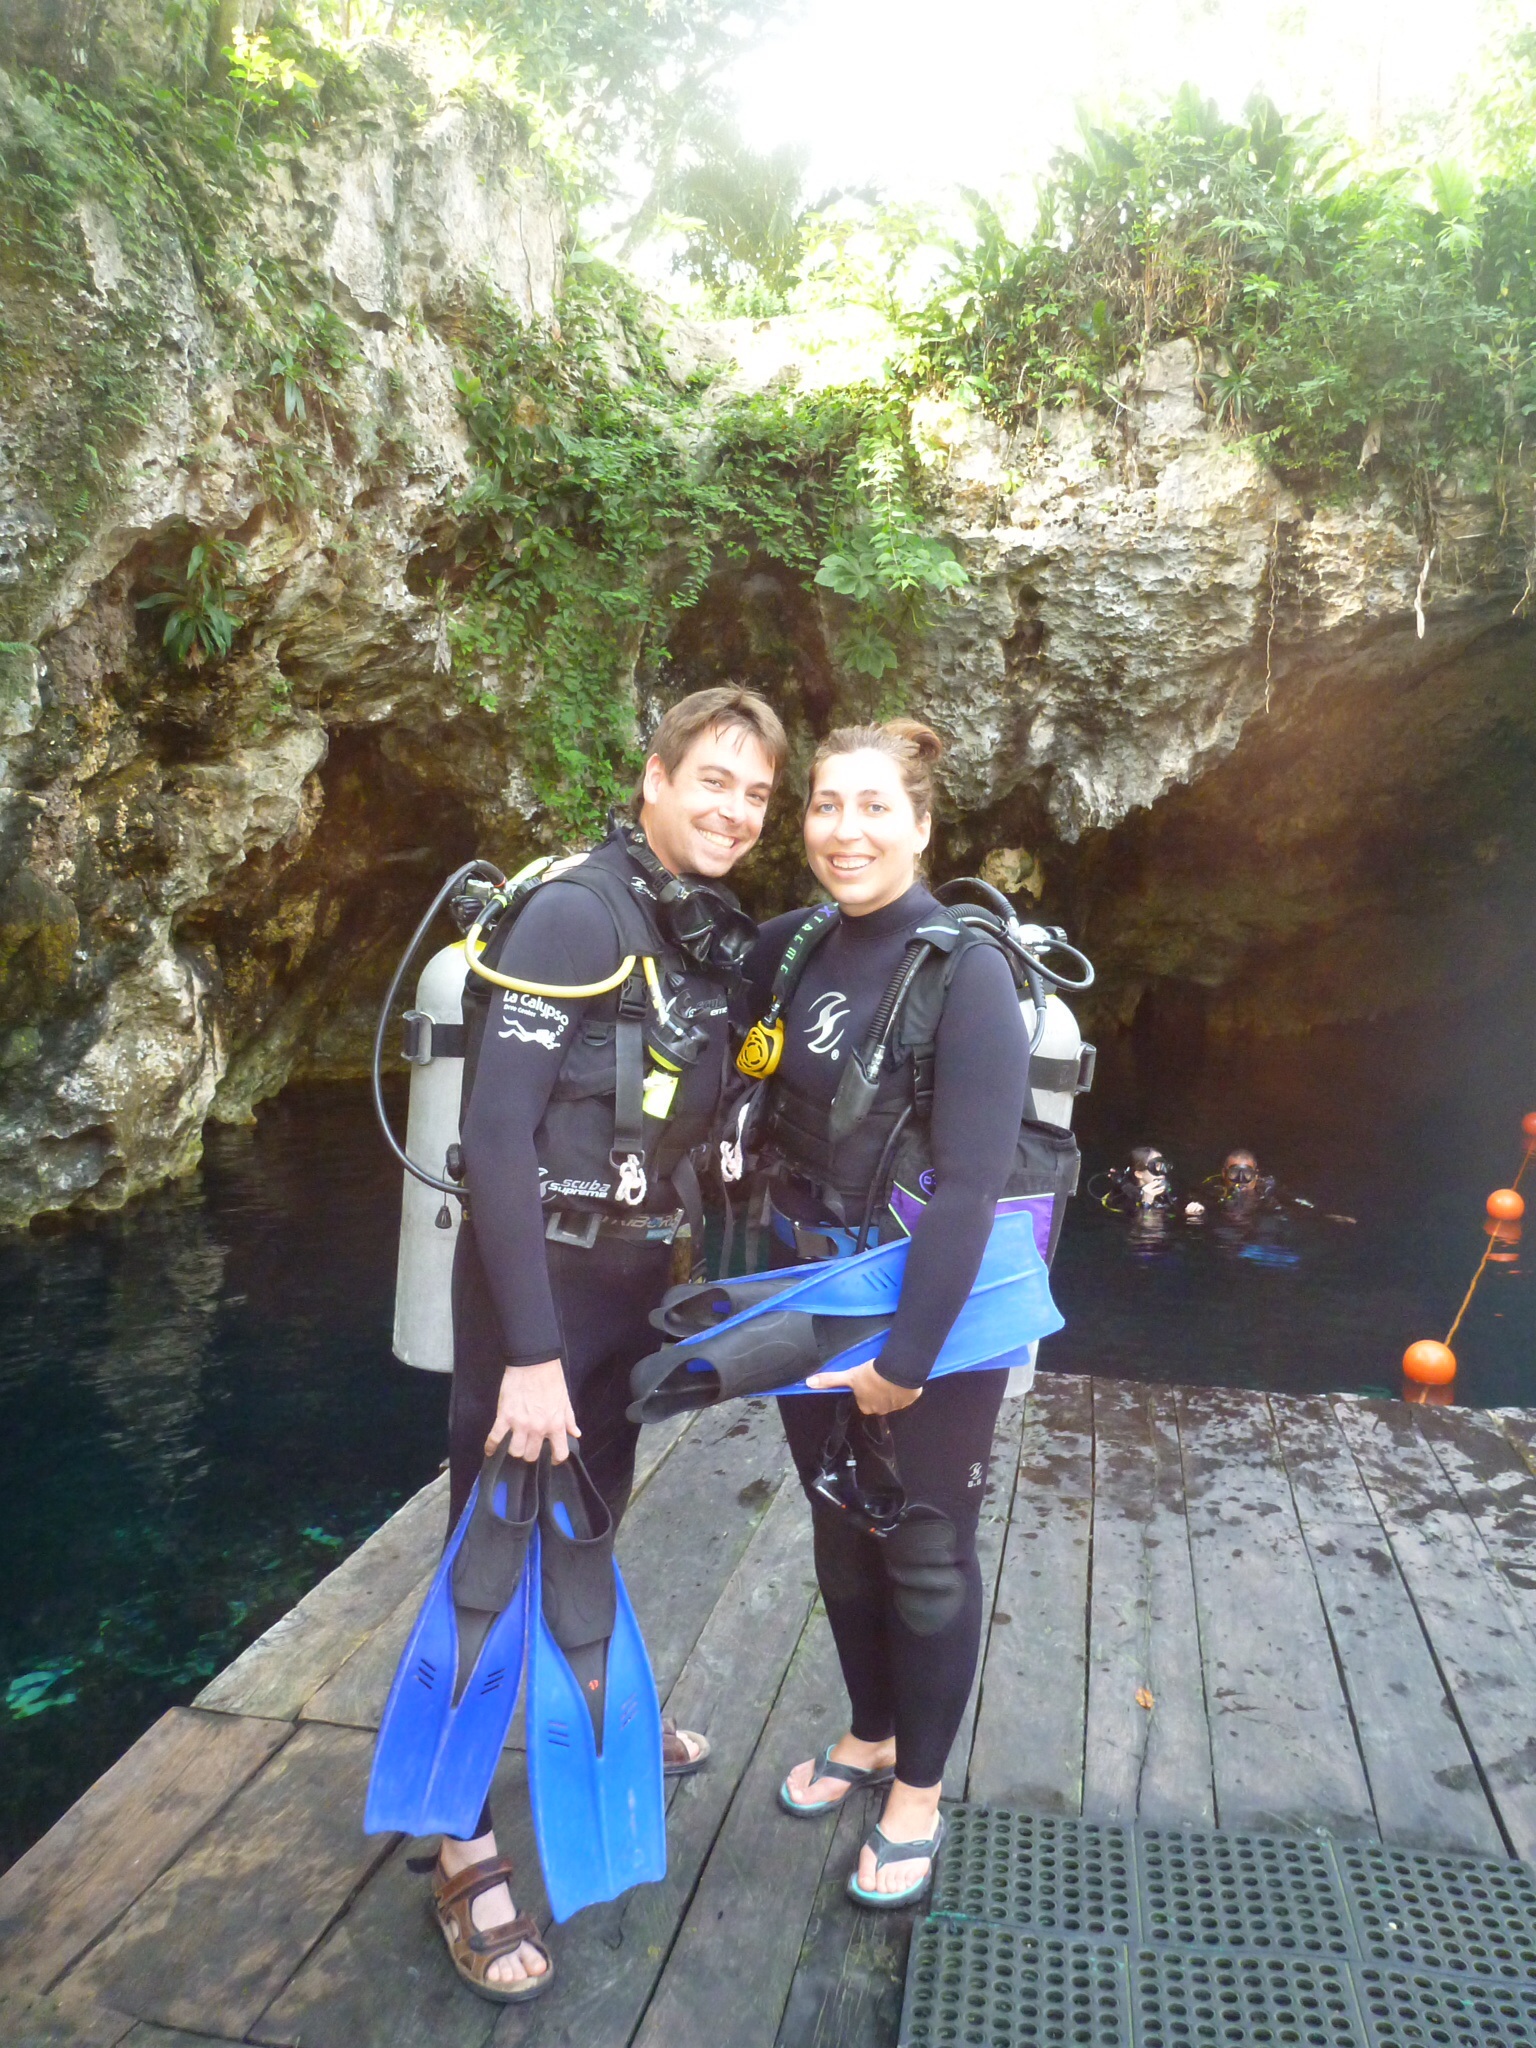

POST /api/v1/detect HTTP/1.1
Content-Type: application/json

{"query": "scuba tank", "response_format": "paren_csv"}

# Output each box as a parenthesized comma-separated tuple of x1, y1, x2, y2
(373, 860, 505, 1376)
(376, 832, 751, 1374)
(1015, 920, 1097, 1130)
(392, 942, 469, 1373)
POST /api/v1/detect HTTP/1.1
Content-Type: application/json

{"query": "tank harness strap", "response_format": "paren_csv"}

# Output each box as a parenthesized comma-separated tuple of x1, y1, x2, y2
(401, 1014, 467, 1063)
(826, 938, 935, 1145)
(610, 964, 650, 1205)
(669, 1151, 708, 1279)
(771, 904, 840, 1010)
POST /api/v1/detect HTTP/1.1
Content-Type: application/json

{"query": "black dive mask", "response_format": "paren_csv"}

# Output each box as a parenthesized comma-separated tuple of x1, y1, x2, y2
(810, 1401, 906, 1538)
(614, 817, 757, 979)
(1225, 1162, 1258, 1189)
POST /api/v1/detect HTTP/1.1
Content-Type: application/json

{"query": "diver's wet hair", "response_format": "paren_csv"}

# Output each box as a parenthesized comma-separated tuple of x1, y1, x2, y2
(1130, 1145, 1168, 1174)
(807, 718, 943, 821)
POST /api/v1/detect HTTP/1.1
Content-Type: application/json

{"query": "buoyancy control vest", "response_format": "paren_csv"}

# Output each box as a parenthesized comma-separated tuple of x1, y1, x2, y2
(744, 886, 1090, 1261)
(460, 829, 737, 1217)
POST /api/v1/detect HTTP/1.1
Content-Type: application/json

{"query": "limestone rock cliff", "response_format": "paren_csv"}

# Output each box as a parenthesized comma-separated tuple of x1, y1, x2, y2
(2, 53, 1532, 1226)
(1, 41, 566, 1225)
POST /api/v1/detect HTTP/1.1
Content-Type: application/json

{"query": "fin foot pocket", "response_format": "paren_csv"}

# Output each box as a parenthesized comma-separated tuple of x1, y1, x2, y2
(527, 1446, 666, 1922)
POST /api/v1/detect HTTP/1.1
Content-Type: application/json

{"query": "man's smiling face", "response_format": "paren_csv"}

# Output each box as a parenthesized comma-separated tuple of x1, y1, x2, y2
(640, 722, 777, 878)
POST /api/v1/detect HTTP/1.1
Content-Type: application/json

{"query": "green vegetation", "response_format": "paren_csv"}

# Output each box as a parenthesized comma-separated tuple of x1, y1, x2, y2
(907, 82, 1536, 497)
(443, 267, 961, 830)
(137, 537, 245, 667)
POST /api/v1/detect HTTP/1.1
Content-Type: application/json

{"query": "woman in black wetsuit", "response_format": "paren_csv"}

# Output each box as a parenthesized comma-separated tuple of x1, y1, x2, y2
(746, 719, 1029, 1909)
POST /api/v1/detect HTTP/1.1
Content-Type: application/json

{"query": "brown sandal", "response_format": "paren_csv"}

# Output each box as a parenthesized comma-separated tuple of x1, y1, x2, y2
(663, 1715, 711, 1778)
(409, 1852, 555, 2005)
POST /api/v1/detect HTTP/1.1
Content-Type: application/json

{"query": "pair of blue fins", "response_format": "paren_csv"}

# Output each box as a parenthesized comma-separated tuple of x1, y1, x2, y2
(365, 1206, 1062, 1919)
(364, 1441, 665, 1923)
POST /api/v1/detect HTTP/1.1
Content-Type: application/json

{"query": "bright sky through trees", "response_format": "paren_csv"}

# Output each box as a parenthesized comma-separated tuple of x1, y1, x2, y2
(730, 0, 1536, 204)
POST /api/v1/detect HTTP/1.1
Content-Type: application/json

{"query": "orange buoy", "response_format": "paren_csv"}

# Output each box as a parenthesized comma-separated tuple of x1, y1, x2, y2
(1488, 1188, 1526, 1222)
(1523, 1112, 1536, 1138)
(1403, 1339, 1457, 1385)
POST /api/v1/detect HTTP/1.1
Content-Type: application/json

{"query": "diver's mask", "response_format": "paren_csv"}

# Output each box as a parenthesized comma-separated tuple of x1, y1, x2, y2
(809, 1401, 906, 1538)
(615, 817, 757, 980)
(1224, 1161, 1258, 1189)
(1139, 1154, 1169, 1181)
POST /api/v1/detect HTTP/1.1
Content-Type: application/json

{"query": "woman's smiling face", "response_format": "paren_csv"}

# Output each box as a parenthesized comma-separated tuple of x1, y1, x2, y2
(804, 747, 930, 916)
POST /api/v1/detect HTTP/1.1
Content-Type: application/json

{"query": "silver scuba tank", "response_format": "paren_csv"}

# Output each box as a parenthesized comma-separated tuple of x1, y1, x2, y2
(1006, 927, 1096, 1397)
(392, 942, 468, 1373)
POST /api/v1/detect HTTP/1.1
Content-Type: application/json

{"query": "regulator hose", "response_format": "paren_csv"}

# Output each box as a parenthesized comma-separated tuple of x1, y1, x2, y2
(371, 859, 506, 1195)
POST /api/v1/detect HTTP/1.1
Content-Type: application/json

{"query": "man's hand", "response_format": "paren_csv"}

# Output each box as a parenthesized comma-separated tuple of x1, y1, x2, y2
(487, 1359, 580, 1462)
(806, 1361, 923, 1415)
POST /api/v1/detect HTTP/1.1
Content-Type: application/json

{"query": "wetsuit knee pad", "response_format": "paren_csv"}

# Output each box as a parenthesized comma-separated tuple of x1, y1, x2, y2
(884, 1512, 967, 1637)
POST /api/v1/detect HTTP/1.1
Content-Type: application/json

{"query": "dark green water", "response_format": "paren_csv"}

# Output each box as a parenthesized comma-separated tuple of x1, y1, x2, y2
(1, 970, 1531, 1873)
(0, 1083, 447, 1875)
(1051, 984, 1536, 1409)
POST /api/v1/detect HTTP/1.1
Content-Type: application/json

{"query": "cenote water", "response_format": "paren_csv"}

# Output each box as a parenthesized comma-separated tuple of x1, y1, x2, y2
(2, 977, 1532, 1873)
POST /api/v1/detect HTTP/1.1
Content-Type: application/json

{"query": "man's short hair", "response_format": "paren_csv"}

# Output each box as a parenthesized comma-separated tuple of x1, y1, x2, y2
(641, 687, 788, 800)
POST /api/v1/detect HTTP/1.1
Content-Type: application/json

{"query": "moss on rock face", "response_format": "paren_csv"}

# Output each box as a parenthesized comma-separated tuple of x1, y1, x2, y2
(0, 868, 79, 1028)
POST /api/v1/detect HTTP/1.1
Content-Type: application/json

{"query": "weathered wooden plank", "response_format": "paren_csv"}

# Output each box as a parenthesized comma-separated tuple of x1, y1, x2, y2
(768, 1780, 910, 2048)
(944, 1394, 1029, 1789)
(1, 1982, 138, 2048)
(626, 1612, 847, 2048)
(966, 1374, 1093, 1811)
(1176, 1386, 1375, 1836)
(1084, 1382, 1215, 1827)
(629, 1407, 695, 1499)
(195, 1476, 450, 1720)
(298, 1573, 436, 1734)
(607, 1399, 794, 1704)
(60, 1725, 391, 2038)
(0, 1709, 290, 1999)
(124, 2029, 250, 2045)
(1333, 1396, 1536, 1858)
(1413, 1405, 1536, 1596)
(249, 1754, 543, 2048)
(1272, 1396, 1503, 1856)
(772, 1395, 1031, 2048)
(492, 1473, 819, 2048)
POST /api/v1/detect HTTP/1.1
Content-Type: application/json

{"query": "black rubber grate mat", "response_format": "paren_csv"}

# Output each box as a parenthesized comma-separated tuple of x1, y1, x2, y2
(901, 1806, 1536, 2048)
(1338, 1839, 1536, 1980)
(900, 1918, 1130, 2048)
(931, 1807, 1139, 1940)
(1355, 1963, 1536, 2045)
(1130, 1948, 1365, 2048)
(1137, 1825, 1354, 1955)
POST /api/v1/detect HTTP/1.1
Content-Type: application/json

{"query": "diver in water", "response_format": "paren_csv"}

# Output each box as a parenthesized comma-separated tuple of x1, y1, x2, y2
(1185, 1150, 1354, 1225)
(1184, 1149, 1270, 1219)
(1100, 1145, 1180, 1214)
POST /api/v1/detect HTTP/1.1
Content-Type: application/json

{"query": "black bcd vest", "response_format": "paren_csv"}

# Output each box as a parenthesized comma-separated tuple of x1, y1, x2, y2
(460, 835, 729, 1214)
(757, 903, 1080, 1258)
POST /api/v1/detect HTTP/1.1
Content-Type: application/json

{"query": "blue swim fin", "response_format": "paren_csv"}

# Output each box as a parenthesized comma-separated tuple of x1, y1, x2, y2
(627, 1208, 1063, 1421)
(364, 1442, 537, 1839)
(527, 1450, 666, 1922)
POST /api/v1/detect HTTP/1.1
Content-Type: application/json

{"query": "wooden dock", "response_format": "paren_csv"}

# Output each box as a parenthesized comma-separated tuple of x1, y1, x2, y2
(8, 1376, 1536, 2048)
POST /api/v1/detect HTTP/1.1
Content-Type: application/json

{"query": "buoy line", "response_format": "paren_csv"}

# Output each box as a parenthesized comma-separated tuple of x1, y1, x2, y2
(1402, 1112, 1536, 1391)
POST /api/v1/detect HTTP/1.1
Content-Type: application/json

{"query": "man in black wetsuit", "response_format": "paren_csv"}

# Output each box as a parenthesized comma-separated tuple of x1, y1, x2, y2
(434, 687, 786, 1995)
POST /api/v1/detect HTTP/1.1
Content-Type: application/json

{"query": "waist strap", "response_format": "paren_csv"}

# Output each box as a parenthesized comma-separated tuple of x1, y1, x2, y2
(545, 1208, 682, 1250)
(768, 1205, 860, 1262)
